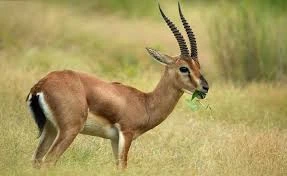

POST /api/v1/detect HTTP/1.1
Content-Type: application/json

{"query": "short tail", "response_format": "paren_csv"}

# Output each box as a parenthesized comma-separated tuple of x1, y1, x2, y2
(27, 93, 47, 137)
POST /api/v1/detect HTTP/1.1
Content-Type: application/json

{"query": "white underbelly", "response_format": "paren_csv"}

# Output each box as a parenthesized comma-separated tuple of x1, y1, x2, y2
(80, 112, 118, 140)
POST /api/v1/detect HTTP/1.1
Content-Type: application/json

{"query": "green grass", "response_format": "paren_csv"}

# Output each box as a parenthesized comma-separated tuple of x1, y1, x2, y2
(209, 1, 287, 82)
(45, 0, 157, 17)
(0, 1, 287, 176)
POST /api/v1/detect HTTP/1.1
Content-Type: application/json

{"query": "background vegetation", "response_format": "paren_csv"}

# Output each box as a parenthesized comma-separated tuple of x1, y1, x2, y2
(0, 0, 286, 175)
(210, 0, 287, 82)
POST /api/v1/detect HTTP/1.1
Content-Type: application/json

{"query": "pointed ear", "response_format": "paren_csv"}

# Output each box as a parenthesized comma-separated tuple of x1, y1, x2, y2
(146, 48, 174, 65)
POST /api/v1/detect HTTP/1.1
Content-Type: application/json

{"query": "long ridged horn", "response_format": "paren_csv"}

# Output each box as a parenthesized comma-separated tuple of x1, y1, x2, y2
(178, 2, 198, 59)
(159, 4, 189, 57)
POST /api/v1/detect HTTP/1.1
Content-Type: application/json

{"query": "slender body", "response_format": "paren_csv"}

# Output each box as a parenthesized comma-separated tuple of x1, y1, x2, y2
(26, 3, 209, 169)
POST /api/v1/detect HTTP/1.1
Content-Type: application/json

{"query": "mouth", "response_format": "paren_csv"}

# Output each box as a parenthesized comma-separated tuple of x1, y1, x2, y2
(195, 90, 206, 99)
(182, 89, 207, 99)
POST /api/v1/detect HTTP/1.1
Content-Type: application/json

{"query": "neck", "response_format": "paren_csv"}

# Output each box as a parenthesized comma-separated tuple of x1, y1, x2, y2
(145, 68, 183, 130)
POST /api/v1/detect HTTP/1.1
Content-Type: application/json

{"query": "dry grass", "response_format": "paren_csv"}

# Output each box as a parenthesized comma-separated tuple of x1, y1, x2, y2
(0, 1, 286, 176)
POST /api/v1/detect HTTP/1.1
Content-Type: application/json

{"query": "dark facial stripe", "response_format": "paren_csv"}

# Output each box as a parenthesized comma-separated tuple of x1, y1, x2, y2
(200, 75, 208, 88)
(187, 72, 198, 88)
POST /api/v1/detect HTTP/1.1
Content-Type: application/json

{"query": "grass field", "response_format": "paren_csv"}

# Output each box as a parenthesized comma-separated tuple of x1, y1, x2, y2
(0, 1, 286, 176)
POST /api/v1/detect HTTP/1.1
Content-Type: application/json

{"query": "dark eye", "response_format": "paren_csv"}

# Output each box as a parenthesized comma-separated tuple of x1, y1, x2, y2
(179, 67, 189, 73)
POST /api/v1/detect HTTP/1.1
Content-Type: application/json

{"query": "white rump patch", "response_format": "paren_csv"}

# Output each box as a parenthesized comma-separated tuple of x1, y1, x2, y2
(37, 92, 58, 129)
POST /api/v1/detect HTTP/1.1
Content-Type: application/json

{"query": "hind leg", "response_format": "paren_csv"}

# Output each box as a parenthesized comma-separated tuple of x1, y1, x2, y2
(41, 125, 82, 167)
(111, 138, 119, 166)
(32, 121, 57, 168)
(37, 82, 88, 166)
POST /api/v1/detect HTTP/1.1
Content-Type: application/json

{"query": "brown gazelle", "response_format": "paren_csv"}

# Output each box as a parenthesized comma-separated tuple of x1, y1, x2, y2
(26, 3, 209, 169)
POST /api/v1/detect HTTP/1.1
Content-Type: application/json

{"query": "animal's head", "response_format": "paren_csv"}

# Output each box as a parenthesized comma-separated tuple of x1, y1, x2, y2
(146, 3, 209, 99)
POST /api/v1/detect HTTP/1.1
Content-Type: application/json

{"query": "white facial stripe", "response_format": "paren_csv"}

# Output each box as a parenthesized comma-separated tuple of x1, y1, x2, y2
(190, 70, 201, 86)
(190, 60, 201, 86)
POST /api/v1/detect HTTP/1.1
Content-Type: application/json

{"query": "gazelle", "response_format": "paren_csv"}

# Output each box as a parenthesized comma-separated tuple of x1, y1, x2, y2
(26, 3, 209, 169)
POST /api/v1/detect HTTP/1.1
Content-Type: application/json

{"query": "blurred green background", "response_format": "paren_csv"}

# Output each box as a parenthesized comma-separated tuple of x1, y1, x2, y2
(0, 0, 286, 175)
(1, 0, 286, 82)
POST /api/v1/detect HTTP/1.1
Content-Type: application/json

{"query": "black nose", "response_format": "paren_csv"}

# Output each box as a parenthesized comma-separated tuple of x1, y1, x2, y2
(202, 86, 209, 92)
